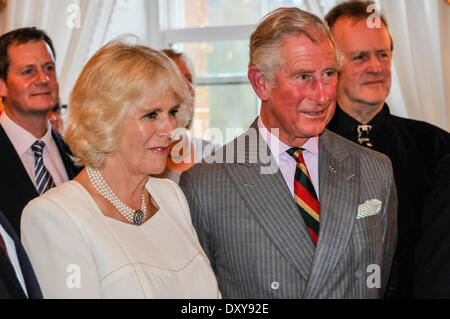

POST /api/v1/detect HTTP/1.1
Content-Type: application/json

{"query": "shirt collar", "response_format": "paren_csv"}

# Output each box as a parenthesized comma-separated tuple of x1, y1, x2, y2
(331, 103, 391, 133)
(0, 111, 53, 156)
(257, 116, 319, 158)
(368, 103, 390, 127)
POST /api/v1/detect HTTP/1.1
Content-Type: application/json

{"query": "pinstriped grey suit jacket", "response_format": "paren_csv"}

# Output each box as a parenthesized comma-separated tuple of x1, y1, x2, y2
(179, 120, 397, 298)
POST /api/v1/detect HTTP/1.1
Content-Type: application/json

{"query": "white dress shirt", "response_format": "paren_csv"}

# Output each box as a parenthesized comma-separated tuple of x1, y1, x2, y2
(258, 116, 319, 199)
(0, 224, 28, 297)
(0, 112, 69, 189)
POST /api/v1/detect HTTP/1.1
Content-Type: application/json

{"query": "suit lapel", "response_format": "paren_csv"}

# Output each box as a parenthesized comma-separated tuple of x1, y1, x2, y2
(52, 130, 81, 179)
(224, 122, 315, 283)
(0, 211, 43, 298)
(303, 130, 360, 298)
(0, 249, 26, 298)
(0, 213, 25, 299)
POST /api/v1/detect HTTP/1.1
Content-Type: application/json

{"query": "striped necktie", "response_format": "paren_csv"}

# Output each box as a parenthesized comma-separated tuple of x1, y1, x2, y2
(31, 140, 56, 195)
(287, 148, 320, 245)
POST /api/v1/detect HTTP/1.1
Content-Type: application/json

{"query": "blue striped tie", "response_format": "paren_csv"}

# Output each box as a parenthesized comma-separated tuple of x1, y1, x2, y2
(31, 140, 55, 195)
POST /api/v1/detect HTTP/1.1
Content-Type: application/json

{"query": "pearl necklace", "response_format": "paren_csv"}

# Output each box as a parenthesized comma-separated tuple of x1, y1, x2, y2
(86, 167, 146, 225)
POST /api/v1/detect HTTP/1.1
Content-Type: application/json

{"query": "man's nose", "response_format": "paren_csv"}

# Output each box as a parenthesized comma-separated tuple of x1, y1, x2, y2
(367, 55, 383, 73)
(35, 68, 50, 84)
(312, 80, 330, 105)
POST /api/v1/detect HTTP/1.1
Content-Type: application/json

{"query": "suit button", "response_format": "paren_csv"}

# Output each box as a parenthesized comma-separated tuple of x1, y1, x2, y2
(355, 270, 362, 279)
(271, 281, 279, 290)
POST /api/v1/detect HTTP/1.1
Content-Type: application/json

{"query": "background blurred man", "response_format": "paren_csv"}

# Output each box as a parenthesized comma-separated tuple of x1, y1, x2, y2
(325, 0, 450, 298)
(0, 27, 80, 233)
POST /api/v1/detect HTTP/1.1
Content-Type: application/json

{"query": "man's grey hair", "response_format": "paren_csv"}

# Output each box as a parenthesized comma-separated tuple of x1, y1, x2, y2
(249, 7, 337, 84)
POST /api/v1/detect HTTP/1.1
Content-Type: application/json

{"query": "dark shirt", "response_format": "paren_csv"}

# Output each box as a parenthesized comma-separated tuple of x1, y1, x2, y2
(327, 103, 450, 298)
(414, 154, 450, 298)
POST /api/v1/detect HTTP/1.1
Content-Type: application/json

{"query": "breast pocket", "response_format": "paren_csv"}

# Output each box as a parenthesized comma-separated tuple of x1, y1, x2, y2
(354, 211, 383, 232)
(351, 211, 384, 259)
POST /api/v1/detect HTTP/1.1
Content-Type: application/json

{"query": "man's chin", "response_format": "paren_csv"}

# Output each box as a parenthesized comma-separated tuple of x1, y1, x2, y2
(359, 90, 389, 104)
(296, 127, 327, 139)
(28, 104, 55, 114)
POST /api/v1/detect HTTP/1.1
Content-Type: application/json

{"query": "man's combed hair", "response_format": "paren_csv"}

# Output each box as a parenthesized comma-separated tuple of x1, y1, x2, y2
(324, 0, 393, 50)
(249, 7, 336, 82)
(0, 27, 56, 80)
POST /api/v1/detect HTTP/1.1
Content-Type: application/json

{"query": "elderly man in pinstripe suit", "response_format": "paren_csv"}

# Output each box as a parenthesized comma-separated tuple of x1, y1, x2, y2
(180, 7, 397, 298)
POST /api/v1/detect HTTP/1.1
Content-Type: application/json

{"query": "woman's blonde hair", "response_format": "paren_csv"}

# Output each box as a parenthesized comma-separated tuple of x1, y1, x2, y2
(65, 40, 191, 169)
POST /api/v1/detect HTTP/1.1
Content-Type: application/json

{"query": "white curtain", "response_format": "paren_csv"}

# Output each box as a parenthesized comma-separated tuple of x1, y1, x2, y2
(0, 0, 116, 104)
(379, 0, 449, 131)
(304, 0, 341, 17)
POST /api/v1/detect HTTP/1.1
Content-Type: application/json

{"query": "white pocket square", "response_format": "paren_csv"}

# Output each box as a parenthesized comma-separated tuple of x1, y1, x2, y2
(357, 199, 382, 219)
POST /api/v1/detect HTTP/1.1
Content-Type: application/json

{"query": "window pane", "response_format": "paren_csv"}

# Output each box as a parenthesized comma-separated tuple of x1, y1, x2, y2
(166, 0, 309, 29)
(172, 41, 256, 145)
(104, 0, 147, 44)
(189, 84, 259, 146)
(172, 40, 249, 77)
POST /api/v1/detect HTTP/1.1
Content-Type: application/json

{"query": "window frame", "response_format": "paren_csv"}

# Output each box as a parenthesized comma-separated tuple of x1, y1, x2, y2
(150, 0, 254, 86)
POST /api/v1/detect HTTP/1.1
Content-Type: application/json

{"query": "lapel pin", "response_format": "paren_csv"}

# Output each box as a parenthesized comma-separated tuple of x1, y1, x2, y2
(329, 165, 336, 173)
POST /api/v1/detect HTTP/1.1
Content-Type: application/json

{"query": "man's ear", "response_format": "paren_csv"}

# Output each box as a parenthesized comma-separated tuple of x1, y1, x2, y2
(0, 78, 7, 98)
(248, 66, 271, 101)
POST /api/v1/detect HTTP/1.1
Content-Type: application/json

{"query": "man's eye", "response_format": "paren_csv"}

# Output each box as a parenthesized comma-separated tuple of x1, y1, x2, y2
(21, 69, 34, 76)
(44, 65, 55, 72)
(297, 74, 310, 81)
(352, 55, 364, 61)
(324, 70, 337, 78)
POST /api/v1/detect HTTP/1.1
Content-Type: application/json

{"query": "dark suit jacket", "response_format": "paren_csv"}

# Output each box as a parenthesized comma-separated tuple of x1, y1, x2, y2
(0, 209, 42, 298)
(414, 154, 450, 298)
(0, 125, 81, 234)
